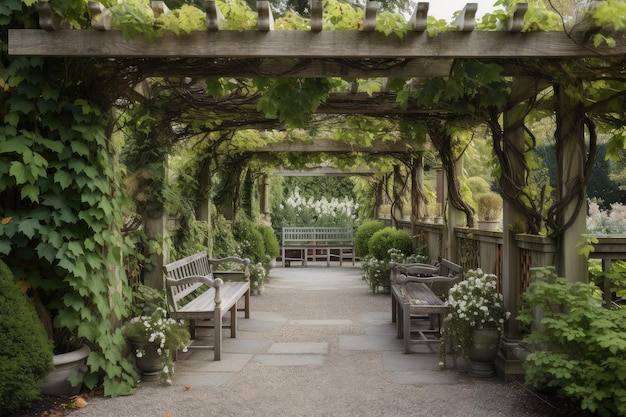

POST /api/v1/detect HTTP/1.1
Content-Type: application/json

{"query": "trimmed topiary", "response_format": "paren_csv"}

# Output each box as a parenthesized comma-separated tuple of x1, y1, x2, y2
(0, 259, 54, 416)
(256, 224, 280, 260)
(233, 216, 266, 265)
(354, 219, 385, 257)
(367, 227, 413, 262)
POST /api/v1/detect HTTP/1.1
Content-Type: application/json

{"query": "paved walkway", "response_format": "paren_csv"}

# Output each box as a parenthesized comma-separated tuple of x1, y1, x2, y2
(72, 263, 554, 417)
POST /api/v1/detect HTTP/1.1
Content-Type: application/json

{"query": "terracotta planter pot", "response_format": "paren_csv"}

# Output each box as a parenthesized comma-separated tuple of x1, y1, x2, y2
(41, 344, 90, 396)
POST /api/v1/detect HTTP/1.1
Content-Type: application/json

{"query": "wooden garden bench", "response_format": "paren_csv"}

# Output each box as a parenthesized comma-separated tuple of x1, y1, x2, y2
(281, 226, 355, 267)
(390, 258, 463, 353)
(164, 251, 250, 361)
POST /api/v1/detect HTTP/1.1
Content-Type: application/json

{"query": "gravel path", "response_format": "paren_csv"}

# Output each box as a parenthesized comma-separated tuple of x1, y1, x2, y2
(69, 265, 559, 417)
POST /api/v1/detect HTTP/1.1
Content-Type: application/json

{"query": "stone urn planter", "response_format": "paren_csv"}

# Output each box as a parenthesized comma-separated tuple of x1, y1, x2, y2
(477, 220, 501, 231)
(468, 328, 500, 378)
(41, 344, 90, 396)
(132, 342, 165, 382)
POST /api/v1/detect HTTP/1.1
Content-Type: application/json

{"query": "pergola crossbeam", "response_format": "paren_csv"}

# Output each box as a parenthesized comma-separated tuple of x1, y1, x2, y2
(10, 29, 626, 58)
(255, 139, 419, 153)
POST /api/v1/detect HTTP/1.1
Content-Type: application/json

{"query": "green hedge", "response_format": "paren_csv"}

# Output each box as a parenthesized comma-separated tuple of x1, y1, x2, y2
(0, 259, 53, 416)
(368, 227, 413, 262)
(354, 220, 386, 257)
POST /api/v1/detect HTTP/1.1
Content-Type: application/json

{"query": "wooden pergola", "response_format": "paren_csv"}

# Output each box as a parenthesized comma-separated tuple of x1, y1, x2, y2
(9, 0, 626, 380)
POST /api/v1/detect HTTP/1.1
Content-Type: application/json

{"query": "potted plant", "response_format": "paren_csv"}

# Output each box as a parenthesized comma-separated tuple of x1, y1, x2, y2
(476, 192, 503, 231)
(121, 306, 190, 385)
(439, 269, 510, 377)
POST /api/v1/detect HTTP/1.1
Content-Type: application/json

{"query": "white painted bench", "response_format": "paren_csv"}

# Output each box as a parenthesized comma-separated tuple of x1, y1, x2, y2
(390, 258, 463, 353)
(281, 226, 355, 267)
(164, 251, 250, 361)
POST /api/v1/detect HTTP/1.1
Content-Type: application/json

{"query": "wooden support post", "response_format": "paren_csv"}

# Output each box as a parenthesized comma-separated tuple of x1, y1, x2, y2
(143, 159, 169, 289)
(554, 82, 588, 283)
(446, 159, 464, 263)
(495, 78, 534, 381)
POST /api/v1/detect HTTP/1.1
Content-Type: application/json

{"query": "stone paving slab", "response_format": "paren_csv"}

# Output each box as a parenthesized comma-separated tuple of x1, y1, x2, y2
(382, 351, 441, 372)
(267, 342, 329, 354)
(290, 319, 353, 326)
(252, 354, 326, 366)
(339, 334, 404, 351)
(221, 337, 272, 354)
(174, 352, 253, 372)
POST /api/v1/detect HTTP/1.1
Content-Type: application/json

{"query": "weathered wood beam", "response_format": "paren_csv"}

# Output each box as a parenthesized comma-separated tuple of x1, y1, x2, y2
(274, 167, 377, 176)
(310, 1, 323, 32)
(205, 0, 224, 31)
(505, 2, 527, 32)
(409, 2, 429, 32)
(363, 2, 379, 32)
(151, 1, 170, 17)
(255, 139, 418, 153)
(9, 30, 626, 58)
(455, 3, 477, 32)
(87, 1, 112, 31)
(141, 57, 453, 78)
(36, 2, 69, 31)
(257, 1, 274, 32)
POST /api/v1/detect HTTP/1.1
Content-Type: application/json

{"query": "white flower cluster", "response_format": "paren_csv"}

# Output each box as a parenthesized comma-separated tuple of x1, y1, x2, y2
(446, 269, 510, 332)
(278, 187, 359, 227)
(587, 201, 626, 235)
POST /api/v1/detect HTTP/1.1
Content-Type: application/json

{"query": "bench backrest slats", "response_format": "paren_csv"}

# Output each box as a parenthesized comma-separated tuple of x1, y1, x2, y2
(282, 226, 353, 245)
(165, 251, 213, 312)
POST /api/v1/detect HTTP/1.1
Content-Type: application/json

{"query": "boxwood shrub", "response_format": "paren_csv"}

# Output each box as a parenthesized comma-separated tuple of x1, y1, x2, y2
(0, 259, 54, 416)
(354, 219, 386, 257)
(367, 227, 413, 262)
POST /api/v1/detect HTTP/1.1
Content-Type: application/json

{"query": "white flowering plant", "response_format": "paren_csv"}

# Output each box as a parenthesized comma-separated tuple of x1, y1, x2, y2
(439, 269, 510, 368)
(587, 201, 626, 235)
(361, 248, 427, 292)
(272, 187, 359, 228)
(121, 307, 190, 384)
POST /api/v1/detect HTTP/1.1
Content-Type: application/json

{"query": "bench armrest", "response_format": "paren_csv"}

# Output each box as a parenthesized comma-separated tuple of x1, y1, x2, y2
(165, 275, 224, 307)
(389, 262, 439, 284)
(208, 256, 251, 281)
(396, 273, 461, 298)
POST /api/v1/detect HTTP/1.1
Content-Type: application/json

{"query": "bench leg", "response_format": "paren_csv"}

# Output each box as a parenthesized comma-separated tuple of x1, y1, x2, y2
(214, 309, 222, 361)
(391, 292, 397, 324)
(189, 320, 196, 339)
(403, 302, 411, 354)
(244, 289, 250, 319)
(230, 305, 237, 339)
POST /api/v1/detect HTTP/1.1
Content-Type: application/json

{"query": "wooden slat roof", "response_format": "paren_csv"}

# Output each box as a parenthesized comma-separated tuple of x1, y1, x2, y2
(8, 1, 626, 80)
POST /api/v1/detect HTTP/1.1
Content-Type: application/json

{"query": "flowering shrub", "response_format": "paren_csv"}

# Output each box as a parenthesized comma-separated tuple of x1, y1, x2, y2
(121, 307, 190, 385)
(249, 262, 268, 295)
(587, 201, 626, 234)
(440, 269, 509, 367)
(361, 248, 427, 292)
(272, 187, 359, 229)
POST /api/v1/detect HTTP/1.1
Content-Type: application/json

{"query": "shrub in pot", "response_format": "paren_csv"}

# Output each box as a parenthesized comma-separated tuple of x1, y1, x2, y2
(0, 259, 53, 416)
(476, 192, 503, 221)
